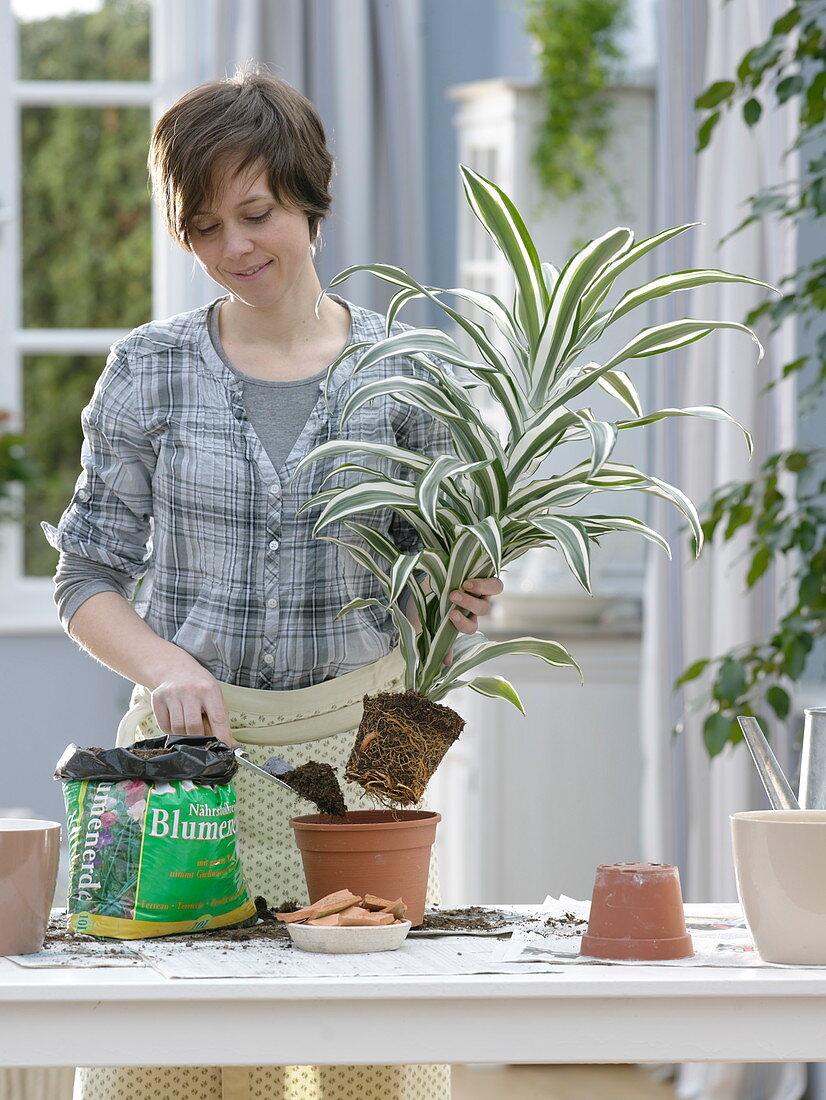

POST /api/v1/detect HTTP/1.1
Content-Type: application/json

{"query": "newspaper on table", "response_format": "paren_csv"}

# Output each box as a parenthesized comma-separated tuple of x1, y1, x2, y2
(9, 940, 145, 968)
(491, 895, 776, 968)
(134, 933, 560, 979)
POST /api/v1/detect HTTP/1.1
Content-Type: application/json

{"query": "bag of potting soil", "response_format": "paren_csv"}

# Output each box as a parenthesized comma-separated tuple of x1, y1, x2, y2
(55, 735, 257, 939)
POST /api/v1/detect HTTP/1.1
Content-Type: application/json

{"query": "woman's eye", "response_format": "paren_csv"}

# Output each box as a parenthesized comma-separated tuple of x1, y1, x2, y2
(194, 224, 218, 235)
(248, 211, 272, 223)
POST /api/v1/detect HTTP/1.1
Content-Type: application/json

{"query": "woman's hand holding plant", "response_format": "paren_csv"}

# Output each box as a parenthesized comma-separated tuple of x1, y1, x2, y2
(444, 575, 504, 665)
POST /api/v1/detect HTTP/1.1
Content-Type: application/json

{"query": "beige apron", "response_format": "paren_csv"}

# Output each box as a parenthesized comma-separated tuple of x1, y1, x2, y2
(74, 648, 449, 1100)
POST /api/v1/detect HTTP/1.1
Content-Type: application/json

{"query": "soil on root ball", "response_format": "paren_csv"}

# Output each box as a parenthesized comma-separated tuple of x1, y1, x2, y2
(279, 761, 347, 817)
(344, 690, 465, 807)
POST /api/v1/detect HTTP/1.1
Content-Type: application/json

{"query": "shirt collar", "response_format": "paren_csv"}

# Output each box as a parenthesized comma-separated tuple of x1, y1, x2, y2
(195, 292, 366, 400)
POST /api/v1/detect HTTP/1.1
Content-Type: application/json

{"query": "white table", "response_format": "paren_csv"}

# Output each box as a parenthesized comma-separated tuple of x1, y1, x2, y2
(2, 909, 825, 1067)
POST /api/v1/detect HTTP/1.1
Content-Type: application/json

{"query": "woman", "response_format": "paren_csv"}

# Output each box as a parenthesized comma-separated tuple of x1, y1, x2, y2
(45, 69, 502, 1100)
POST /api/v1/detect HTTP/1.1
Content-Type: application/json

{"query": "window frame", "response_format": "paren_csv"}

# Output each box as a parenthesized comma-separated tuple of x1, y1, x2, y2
(0, 1, 215, 632)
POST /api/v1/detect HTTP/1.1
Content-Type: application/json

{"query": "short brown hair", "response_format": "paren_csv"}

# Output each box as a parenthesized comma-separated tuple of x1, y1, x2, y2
(148, 68, 334, 252)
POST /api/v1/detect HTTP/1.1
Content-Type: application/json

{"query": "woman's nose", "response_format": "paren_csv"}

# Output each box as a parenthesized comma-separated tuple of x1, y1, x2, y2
(223, 228, 255, 261)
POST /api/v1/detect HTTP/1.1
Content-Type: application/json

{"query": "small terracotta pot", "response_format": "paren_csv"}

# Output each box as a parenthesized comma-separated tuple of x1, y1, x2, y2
(580, 861, 694, 961)
(290, 810, 440, 926)
(0, 819, 61, 956)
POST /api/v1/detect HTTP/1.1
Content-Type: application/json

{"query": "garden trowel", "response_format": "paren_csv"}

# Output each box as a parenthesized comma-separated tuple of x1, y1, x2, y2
(233, 747, 297, 793)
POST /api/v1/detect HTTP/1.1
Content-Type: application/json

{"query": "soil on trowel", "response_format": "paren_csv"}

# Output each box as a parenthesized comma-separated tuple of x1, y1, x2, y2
(279, 761, 347, 817)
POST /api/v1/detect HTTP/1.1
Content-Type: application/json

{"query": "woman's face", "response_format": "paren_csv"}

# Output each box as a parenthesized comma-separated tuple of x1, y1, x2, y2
(187, 164, 314, 308)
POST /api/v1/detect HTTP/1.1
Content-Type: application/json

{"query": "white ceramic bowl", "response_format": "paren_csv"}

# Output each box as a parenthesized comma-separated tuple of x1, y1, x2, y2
(287, 920, 412, 954)
(731, 809, 826, 964)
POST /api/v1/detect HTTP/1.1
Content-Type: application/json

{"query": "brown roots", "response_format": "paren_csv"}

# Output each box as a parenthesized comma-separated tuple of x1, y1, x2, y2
(345, 691, 465, 807)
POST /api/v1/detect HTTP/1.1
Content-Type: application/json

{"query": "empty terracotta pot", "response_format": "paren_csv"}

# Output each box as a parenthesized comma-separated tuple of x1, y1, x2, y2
(290, 810, 440, 926)
(0, 819, 61, 956)
(580, 861, 694, 961)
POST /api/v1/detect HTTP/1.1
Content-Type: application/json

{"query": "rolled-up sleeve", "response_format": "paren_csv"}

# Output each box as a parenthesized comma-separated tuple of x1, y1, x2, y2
(42, 345, 155, 628)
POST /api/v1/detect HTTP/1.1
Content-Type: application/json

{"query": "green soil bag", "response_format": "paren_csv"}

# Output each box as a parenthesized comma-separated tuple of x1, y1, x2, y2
(55, 735, 257, 939)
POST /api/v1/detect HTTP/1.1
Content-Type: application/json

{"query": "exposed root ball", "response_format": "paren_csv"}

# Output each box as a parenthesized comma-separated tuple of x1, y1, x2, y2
(345, 691, 465, 807)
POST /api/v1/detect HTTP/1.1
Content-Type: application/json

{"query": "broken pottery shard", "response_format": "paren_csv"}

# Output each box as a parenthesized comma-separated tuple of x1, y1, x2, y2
(339, 910, 395, 927)
(379, 898, 407, 921)
(305, 913, 344, 927)
(309, 889, 363, 919)
(362, 893, 395, 911)
(275, 904, 317, 924)
(276, 889, 362, 923)
(337, 905, 372, 921)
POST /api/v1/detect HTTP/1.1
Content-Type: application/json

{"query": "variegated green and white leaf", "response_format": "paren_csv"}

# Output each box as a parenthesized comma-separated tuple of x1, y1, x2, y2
(529, 515, 592, 592)
(318, 536, 392, 595)
(307, 478, 441, 546)
(460, 164, 547, 345)
(604, 319, 765, 369)
(435, 636, 583, 694)
(292, 437, 429, 481)
(602, 269, 777, 329)
(334, 595, 386, 620)
(541, 262, 560, 296)
(578, 222, 700, 323)
(416, 455, 491, 528)
(435, 675, 526, 712)
(342, 520, 406, 564)
(531, 226, 634, 404)
(578, 514, 671, 557)
(596, 369, 643, 416)
(389, 552, 424, 606)
(574, 413, 618, 478)
(617, 405, 753, 455)
(604, 473, 705, 555)
(457, 515, 503, 576)
(387, 603, 420, 690)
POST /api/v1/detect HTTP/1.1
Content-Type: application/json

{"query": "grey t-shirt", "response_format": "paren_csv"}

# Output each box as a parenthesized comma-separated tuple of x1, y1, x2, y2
(52, 301, 351, 630)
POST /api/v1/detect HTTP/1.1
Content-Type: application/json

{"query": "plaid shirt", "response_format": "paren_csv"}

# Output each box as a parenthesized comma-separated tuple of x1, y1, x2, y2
(43, 294, 455, 689)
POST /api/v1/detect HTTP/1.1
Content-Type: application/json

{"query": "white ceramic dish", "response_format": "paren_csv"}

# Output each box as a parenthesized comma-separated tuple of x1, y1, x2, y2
(287, 919, 412, 954)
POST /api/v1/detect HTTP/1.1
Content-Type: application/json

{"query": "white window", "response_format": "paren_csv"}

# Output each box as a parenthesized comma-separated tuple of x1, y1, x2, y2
(0, 0, 213, 631)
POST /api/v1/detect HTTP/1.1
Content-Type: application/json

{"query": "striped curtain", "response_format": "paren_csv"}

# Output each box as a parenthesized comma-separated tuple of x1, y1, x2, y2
(641, 1, 802, 1097)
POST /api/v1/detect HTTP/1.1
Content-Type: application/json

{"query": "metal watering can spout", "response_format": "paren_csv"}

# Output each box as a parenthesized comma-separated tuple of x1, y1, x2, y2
(737, 716, 799, 810)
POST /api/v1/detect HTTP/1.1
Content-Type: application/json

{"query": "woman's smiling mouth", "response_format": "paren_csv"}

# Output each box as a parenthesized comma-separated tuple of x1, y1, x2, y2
(231, 260, 272, 280)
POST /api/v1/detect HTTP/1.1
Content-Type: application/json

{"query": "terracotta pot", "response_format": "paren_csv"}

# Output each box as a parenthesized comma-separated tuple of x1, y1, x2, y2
(290, 810, 440, 926)
(732, 809, 826, 964)
(0, 819, 61, 956)
(580, 861, 694, 961)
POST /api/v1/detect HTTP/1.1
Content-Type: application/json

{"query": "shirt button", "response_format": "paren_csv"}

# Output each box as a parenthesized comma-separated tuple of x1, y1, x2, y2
(263, 654, 274, 666)
(270, 484, 281, 497)
(77, 490, 89, 501)
(267, 598, 278, 609)
(268, 539, 280, 551)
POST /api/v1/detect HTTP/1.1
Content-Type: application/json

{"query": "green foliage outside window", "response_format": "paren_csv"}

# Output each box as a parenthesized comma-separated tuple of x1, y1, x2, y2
(677, 2, 826, 756)
(524, 0, 631, 201)
(19, 0, 152, 576)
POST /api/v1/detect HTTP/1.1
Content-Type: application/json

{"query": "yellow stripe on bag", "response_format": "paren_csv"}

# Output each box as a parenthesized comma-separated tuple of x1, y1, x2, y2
(69, 897, 257, 939)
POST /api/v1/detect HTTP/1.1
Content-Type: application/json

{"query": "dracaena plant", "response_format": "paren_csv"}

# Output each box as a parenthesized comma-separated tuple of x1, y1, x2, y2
(291, 164, 770, 806)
